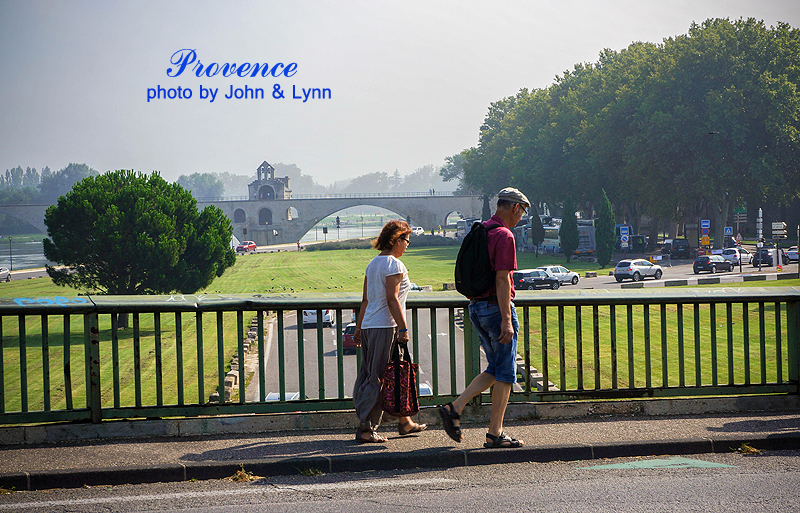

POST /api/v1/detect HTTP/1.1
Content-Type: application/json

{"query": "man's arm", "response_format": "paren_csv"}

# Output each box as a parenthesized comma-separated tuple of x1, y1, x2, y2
(495, 269, 514, 344)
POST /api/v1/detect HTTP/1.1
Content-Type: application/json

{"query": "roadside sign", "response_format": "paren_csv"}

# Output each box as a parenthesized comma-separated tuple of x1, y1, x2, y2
(772, 222, 786, 230)
(701, 236, 710, 246)
(620, 226, 629, 236)
(724, 226, 733, 236)
(620, 235, 629, 243)
(701, 219, 710, 229)
(701, 227, 709, 236)
(621, 242, 628, 248)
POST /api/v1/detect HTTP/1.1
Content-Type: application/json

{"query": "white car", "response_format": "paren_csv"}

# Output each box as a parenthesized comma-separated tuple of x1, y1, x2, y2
(0, 267, 9, 282)
(265, 391, 301, 401)
(614, 259, 663, 282)
(411, 226, 424, 236)
(721, 247, 752, 265)
(536, 265, 579, 285)
(786, 246, 799, 262)
(302, 309, 335, 327)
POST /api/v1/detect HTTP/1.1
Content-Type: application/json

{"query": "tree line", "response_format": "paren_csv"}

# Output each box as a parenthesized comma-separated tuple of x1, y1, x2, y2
(442, 18, 800, 249)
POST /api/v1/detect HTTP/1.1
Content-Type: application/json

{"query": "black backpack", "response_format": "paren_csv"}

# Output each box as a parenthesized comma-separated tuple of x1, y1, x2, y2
(454, 222, 501, 297)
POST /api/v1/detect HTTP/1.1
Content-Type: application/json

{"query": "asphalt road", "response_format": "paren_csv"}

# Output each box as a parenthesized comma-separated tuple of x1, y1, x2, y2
(2, 451, 797, 512)
(256, 307, 469, 402)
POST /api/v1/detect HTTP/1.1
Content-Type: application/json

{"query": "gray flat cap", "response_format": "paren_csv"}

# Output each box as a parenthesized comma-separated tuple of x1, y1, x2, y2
(497, 187, 530, 207)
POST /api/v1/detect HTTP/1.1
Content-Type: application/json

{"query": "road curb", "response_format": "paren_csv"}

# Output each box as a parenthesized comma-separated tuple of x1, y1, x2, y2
(4, 434, 799, 491)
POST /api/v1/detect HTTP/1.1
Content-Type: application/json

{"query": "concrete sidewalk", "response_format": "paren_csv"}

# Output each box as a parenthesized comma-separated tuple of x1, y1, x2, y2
(2, 397, 799, 491)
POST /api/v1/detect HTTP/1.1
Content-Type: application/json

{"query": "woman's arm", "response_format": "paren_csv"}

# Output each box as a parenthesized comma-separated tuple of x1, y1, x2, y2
(353, 276, 369, 344)
(385, 273, 409, 344)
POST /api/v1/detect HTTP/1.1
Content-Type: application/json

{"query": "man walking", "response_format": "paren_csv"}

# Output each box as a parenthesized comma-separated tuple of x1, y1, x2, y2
(440, 187, 529, 448)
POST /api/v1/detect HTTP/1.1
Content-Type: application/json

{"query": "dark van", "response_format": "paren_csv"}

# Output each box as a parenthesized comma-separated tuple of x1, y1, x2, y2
(670, 238, 691, 259)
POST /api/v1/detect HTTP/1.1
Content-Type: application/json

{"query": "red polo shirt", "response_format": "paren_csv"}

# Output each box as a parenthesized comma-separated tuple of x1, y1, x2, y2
(476, 214, 517, 300)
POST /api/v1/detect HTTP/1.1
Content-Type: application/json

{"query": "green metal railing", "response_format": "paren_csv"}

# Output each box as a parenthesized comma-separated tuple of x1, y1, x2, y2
(0, 287, 798, 425)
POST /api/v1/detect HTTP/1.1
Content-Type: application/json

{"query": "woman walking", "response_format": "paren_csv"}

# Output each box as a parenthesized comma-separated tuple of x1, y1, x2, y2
(352, 220, 426, 443)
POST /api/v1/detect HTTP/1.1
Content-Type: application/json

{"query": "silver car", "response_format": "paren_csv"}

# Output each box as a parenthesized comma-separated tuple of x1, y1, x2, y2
(536, 265, 579, 285)
(614, 259, 663, 282)
(721, 248, 752, 265)
(0, 267, 9, 282)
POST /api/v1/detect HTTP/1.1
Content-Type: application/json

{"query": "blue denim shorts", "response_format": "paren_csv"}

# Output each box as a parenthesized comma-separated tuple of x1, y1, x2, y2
(468, 300, 519, 384)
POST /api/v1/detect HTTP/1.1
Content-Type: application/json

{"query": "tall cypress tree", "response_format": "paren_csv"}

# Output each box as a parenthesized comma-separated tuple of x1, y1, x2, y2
(596, 189, 616, 268)
(560, 198, 579, 263)
(530, 204, 545, 257)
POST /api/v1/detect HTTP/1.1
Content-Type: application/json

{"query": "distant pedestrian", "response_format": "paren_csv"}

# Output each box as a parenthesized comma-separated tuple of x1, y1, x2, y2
(352, 220, 426, 443)
(440, 187, 530, 448)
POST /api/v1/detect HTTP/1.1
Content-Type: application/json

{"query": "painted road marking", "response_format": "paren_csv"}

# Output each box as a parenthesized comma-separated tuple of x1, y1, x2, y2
(0, 478, 459, 510)
(579, 456, 737, 470)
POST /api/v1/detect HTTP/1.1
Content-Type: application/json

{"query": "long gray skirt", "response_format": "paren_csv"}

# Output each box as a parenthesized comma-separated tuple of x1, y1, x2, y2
(352, 327, 397, 432)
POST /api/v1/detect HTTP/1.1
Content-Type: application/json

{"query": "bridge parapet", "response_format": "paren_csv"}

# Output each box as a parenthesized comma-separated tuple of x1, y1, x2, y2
(0, 193, 483, 246)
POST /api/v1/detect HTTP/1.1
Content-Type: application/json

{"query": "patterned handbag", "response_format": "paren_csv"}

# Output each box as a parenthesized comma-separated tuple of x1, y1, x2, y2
(380, 340, 419, 417)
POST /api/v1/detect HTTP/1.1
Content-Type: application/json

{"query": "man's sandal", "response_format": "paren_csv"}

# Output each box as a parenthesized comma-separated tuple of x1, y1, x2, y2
(483, 432, 523, 448)
(399, 420, 427, 436)
(439, 402, 463, 442)
(355, 428, 387, 444)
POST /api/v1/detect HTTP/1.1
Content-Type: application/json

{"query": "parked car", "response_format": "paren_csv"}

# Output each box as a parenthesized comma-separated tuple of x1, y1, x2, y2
(236, 240, 257, 252)
(536, 265, 579, 285)
(411, 226, 424, 236)
(721, 247, 752, 265)
(0, 267, 9, 282)
(614, 259, 663, 282)
(753, 248, 775, 267)
(670, 238, 691, 259)
(302, 309, 335, 327)
(723, 236, 740, 249)
(785, 246, 799, 262)
(513, 268, 560, 290)
(265, 391, 302, 401)
(693, 254, 736, 274)
(342, 322, 359, 354)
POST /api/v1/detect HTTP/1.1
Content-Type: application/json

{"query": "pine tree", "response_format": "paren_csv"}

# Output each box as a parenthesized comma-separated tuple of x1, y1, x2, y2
(596, 189, 616, 268)
(560, 198, 579, 263)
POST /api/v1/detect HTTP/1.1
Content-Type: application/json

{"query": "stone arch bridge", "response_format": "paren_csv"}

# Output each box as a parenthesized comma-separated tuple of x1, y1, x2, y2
(0, 193, 483, 246)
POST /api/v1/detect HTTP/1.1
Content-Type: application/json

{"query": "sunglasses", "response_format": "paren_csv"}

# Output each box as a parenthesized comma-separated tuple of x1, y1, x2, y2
(400, 236, 411, 246)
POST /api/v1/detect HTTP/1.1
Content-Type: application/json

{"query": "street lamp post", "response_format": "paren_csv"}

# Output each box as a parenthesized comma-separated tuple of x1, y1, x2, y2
(8, 237, 12, 271)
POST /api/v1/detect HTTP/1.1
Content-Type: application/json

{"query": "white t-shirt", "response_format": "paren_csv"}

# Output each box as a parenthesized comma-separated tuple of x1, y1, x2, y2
(361, 254, 410, 329)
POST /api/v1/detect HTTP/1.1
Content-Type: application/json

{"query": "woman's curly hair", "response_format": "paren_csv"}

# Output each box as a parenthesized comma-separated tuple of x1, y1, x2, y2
(372, 220, 411, 251)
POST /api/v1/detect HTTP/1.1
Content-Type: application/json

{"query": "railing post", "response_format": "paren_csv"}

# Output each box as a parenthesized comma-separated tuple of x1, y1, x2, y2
(87, 313, 101, 424)
(787, 300, 799, 390)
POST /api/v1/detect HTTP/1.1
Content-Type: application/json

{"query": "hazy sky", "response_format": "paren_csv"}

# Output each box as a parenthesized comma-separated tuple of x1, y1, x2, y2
(2, 1, 799, 189)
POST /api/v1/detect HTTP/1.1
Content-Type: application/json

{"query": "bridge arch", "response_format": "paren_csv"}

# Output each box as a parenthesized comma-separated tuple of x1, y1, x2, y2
(259, 208, 273, 225)
(233, 208, 246, 223)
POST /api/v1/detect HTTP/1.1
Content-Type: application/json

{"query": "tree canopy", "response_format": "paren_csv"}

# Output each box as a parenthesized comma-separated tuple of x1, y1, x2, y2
(43, 170, 236, 295)
(455, 18, 800, 248)
(176, 172, 225, 199)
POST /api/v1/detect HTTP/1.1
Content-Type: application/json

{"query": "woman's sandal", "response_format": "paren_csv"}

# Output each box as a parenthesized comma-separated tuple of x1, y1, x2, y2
(438, 402, 463, 442)
(355, 427, 387, 444)
(483, 432, 523, 448)
(398, 420, 427, 436)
